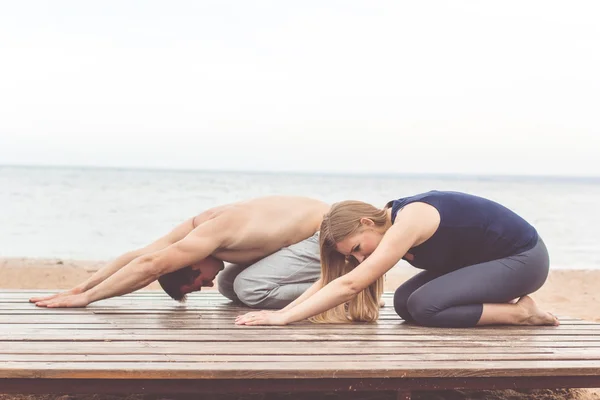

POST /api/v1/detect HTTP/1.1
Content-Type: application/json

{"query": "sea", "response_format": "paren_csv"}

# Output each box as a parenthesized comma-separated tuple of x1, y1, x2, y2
(1, 165, 599, 270)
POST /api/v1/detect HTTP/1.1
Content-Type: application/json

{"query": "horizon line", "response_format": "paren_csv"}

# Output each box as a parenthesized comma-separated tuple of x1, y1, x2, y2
(1, 163, 600, 182)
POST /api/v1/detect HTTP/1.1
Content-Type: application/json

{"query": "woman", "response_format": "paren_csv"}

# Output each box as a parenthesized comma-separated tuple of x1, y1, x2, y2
(235, 190, 559, 328)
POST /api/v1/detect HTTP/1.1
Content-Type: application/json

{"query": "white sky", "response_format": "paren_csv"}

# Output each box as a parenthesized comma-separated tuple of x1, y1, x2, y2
(1, 1, 599, 176)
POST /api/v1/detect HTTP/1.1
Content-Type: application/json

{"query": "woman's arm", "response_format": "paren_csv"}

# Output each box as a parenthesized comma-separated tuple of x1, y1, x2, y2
(234, 278, 323, 324)
(236, 202, 438, 325)
(279, 278, 323, 312)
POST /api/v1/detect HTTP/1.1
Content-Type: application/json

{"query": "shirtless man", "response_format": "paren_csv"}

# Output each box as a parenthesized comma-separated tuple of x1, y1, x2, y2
(30, 196, 329, 309)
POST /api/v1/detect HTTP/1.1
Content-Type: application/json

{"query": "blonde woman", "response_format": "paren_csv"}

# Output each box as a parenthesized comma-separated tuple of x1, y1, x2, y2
(236, 190, 559, 328)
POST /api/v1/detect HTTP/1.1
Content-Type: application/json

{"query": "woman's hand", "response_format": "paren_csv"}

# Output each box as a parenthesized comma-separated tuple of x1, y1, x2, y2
(235, 310, 289, 326)
(29, 287, 84, 304)
(34, 292, 91, 308)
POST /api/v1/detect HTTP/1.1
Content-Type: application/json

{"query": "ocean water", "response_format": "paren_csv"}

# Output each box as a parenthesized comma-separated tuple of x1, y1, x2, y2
(1, 166, 599, 270)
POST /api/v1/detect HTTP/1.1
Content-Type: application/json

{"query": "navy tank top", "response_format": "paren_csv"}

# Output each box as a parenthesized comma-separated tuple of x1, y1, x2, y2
(387, 190, 539, 272)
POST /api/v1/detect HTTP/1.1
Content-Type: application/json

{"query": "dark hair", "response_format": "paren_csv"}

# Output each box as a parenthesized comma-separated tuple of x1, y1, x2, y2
(158, 266, 200, 302)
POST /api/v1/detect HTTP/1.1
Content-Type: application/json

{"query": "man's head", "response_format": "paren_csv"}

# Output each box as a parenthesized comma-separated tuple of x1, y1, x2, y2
(158, 256, 224, 302)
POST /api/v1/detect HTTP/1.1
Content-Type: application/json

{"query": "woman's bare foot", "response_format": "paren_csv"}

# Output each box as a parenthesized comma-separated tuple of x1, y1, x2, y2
(516, 295, 560, 326)
(379, 299, 385, 308)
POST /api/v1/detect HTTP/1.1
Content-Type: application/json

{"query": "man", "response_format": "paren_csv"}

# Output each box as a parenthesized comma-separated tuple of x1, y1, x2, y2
(30, 196, 329, 309)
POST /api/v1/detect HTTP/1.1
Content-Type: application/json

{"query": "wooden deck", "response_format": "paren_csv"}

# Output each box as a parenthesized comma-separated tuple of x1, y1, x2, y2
(1, 290, 599, 398)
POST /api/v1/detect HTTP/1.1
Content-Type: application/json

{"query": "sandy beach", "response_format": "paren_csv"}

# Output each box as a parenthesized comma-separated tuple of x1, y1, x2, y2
(1, 257, 599, 400)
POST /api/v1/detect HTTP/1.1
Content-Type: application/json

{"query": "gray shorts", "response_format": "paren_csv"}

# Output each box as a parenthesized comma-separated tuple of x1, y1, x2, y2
(217, 232, 321, 309)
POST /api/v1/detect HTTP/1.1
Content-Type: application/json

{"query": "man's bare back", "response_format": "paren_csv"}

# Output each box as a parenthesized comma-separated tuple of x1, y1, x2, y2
(30, 196, 330, 308)
(199, 196, 328, 264)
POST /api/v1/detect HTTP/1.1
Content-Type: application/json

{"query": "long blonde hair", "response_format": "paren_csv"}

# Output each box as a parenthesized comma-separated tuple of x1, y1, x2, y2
(310, 200, 388, 324)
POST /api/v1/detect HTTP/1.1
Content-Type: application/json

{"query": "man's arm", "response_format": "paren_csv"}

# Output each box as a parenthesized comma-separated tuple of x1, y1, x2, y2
(35, 216, 229, 307)
(29, 217, 201, 303)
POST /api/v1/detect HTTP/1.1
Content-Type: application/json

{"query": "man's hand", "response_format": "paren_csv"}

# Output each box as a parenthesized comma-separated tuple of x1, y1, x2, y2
(29, 287, 83, 304)
(34, 292, 91, 308)
(235, 310, 289, 326)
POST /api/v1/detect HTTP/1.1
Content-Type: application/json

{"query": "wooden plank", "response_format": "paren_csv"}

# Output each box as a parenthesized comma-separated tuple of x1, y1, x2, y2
(0, 310, 591, 324)
(10, 303, 582, 316)
(0, 291, 421, 297)
(0, 305, 581, 320)
(2, 351, 600, 362)
(3, 331, 600, 342)
(0, 316, 109, 323)
(1, 341, 591, 354)
(0, 315, 594, 326)
(0, 304, 246, 310)
(0, 314, 588, 328)
(2, 289, 599, 392)
(0, 307, 583, 319)
(0, 291, 558, 304)
(1, 323, 113, 328)
(3, 323, 598, 335)
(3, 333, 600, 346)
(1, 360, 600, 379)
(3, 376, 600, 394)
(1, 291, 230, 297)
(3, 323, 597, 336)
(0, 290, 189, 295)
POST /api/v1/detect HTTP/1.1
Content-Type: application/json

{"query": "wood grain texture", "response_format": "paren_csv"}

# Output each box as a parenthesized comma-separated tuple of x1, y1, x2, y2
(1, 290, 599, 389)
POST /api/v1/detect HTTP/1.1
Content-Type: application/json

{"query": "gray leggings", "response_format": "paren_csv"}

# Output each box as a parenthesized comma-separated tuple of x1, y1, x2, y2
(393, 237, 549, 328)
(217, 233, 321, 309)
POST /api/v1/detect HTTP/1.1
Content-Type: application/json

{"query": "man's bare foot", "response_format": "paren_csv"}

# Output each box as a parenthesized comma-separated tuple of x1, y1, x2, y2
(516, 295, 560, 326)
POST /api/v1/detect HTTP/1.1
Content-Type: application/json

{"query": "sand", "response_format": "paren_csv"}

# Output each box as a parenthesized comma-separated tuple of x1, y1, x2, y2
(1, 257, 599, 400)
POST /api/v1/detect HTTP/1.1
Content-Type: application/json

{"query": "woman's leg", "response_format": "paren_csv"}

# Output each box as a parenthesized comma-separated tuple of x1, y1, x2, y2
(406, 237, 558, 327)
(393, 270, 442, 322)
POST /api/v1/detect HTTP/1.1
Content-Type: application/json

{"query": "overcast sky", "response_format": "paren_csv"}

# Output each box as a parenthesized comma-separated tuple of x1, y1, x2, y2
(1, 1, 599, 176)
